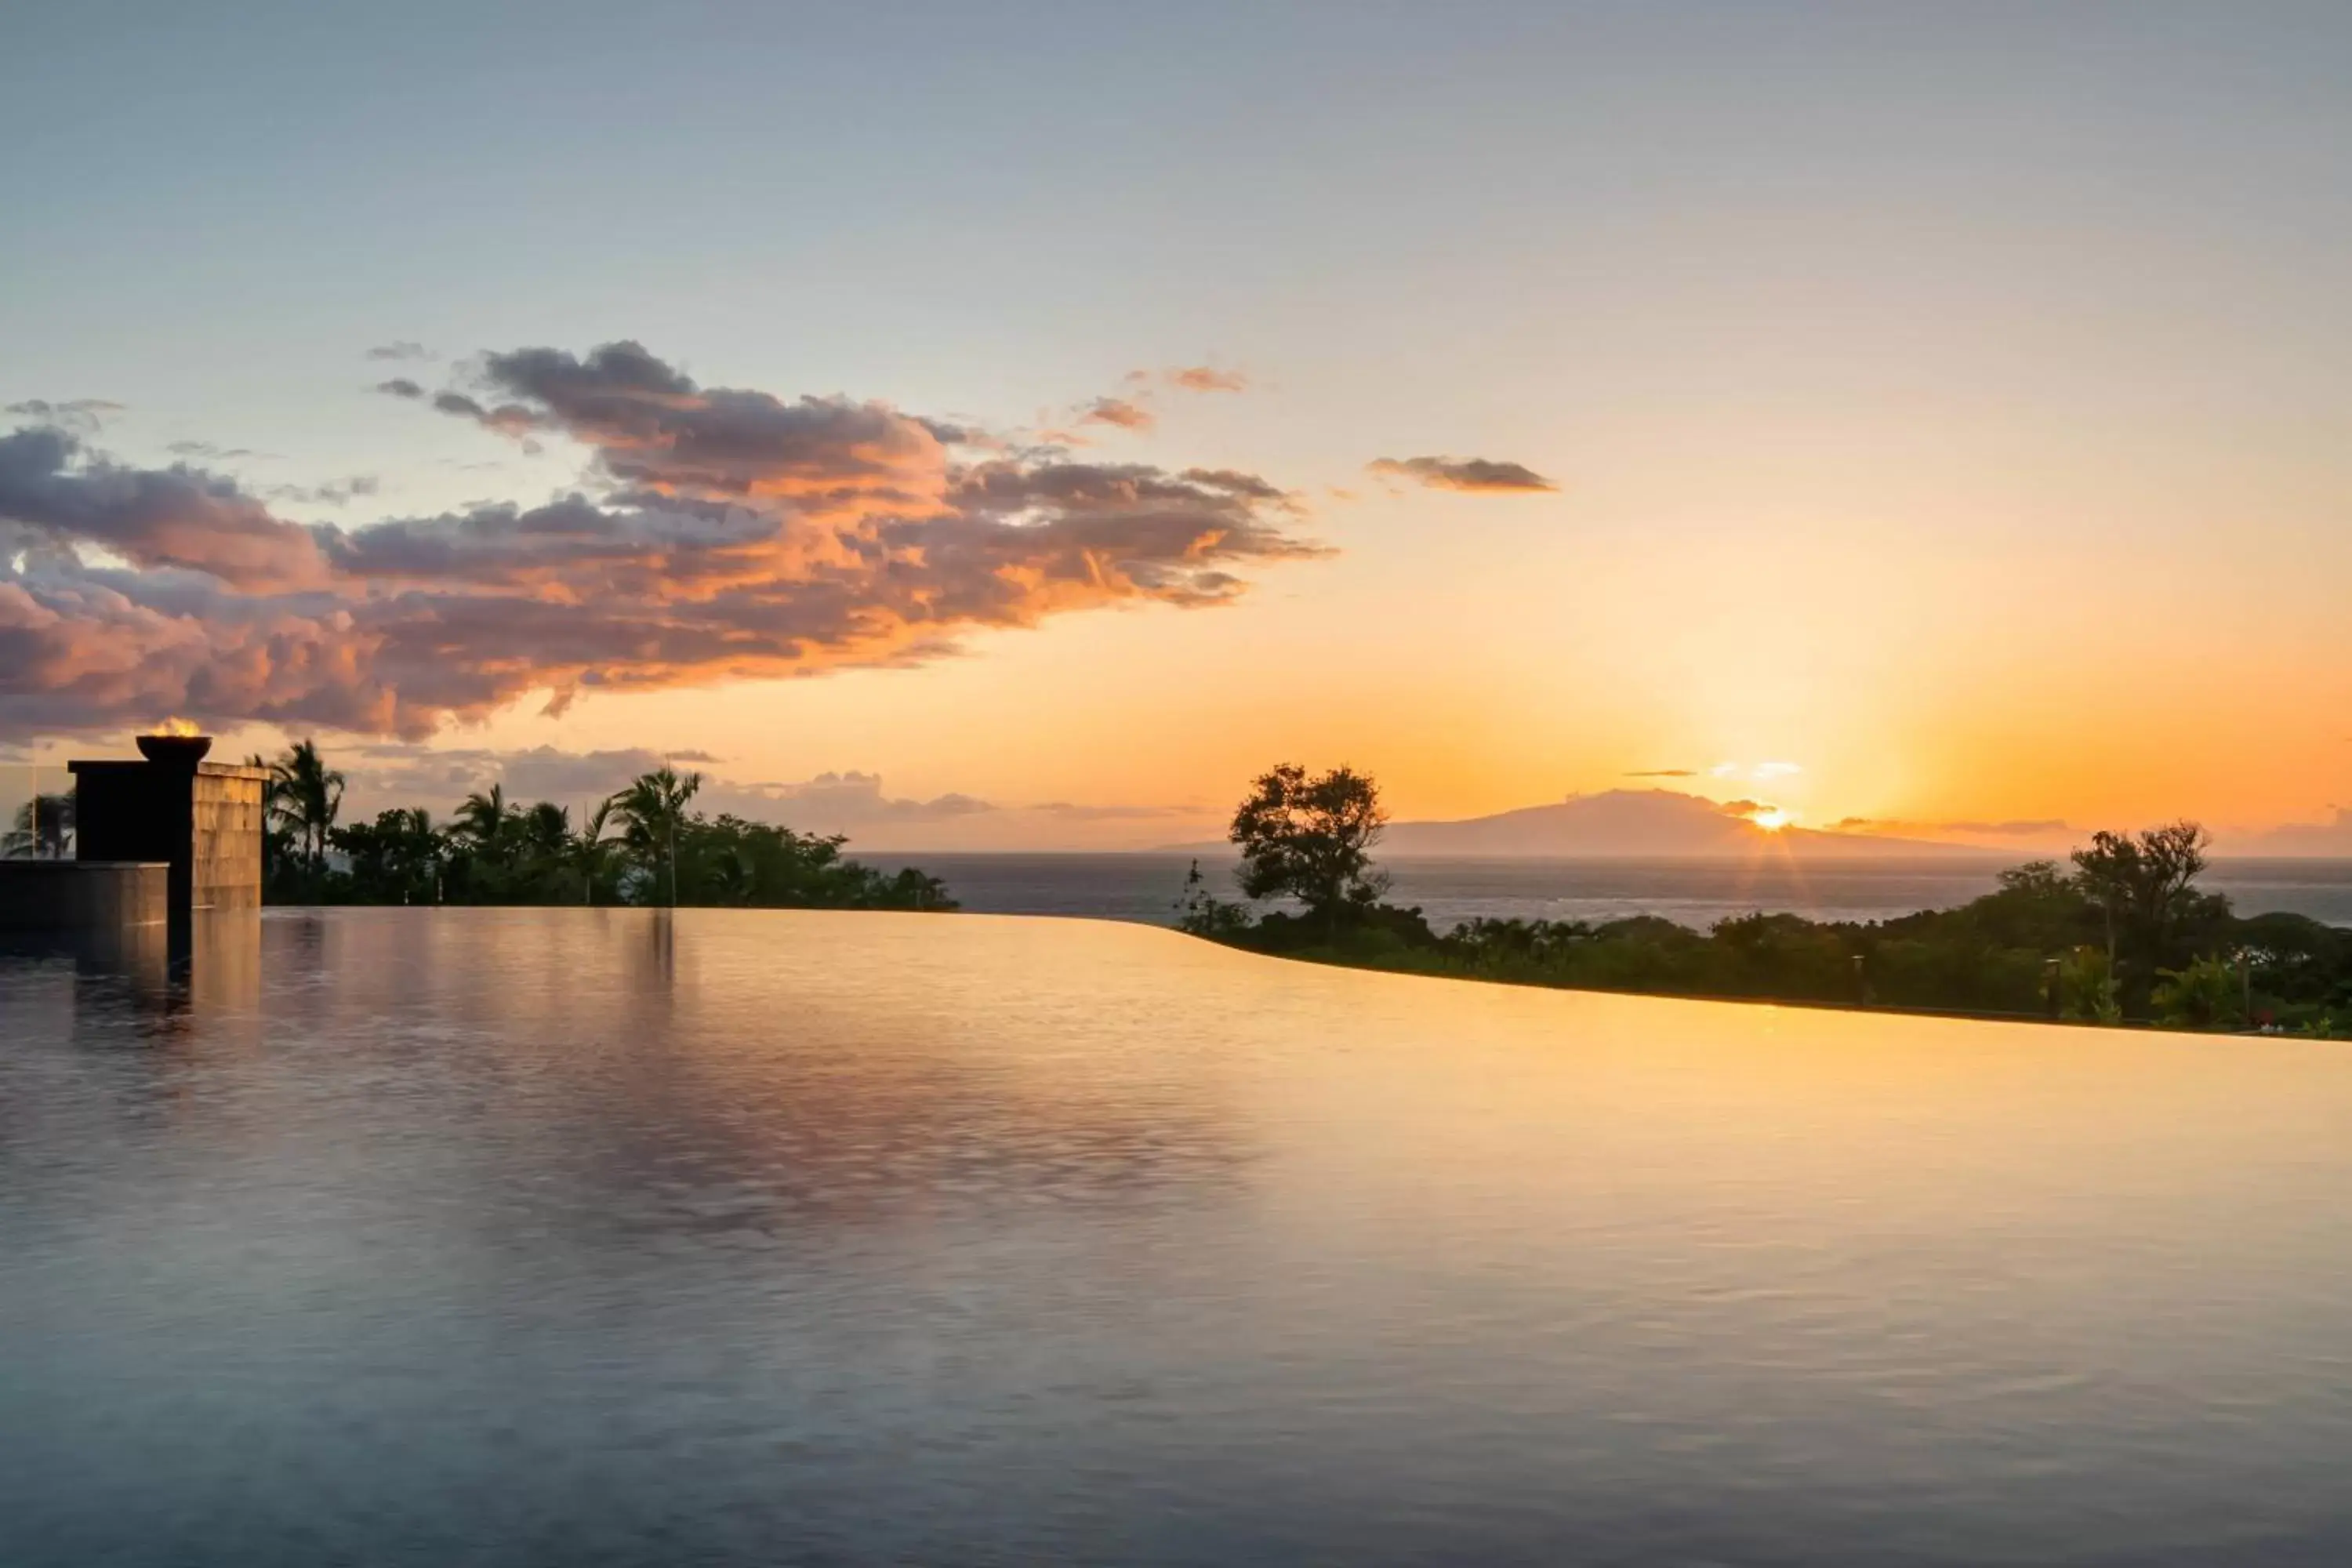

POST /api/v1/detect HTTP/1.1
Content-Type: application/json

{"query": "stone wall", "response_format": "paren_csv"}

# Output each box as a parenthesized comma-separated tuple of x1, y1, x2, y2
(193, 764, 267, 911)
(0, 862, 169, 931)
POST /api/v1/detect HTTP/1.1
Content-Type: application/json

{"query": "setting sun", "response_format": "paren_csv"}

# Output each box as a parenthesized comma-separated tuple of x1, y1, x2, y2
(1748, 807, 1795, 833)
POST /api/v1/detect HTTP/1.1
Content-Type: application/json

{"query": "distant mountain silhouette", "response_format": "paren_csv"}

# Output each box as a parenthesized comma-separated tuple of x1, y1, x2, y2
(1373, 789, 1974, 858)
(2220, 808, 2352, 858)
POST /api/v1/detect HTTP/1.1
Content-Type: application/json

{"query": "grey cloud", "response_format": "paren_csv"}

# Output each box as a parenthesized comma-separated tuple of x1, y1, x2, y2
(425, 389, 545, 452)
(345, 745, 721, 813)
(168, 441, 269, 461)
(488, 339, 695, 404)
(1368, 455, 1558, 493)
(0, 425, 327, 589)
(343, 746, 515, 804)
(314, 493, 776, 587)
(916, 416, 985, 446)
(1178, 468, 1287, 500)
(482, 746, 675, 804)
(267, 475, 381, 507)
(443, 341, 942, 502)
(499, 746, 677, 799)
(339, 748, 994, 833)
(6, 399, 122, 417)
(5, 399, 124, 434)
(365, 341, 430, 361)
(706, 771, 994, 828)
(375, 379, 425, 400)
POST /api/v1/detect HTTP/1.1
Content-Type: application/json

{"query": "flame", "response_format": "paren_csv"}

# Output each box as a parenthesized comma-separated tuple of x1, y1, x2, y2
(148, 717, 202, 737)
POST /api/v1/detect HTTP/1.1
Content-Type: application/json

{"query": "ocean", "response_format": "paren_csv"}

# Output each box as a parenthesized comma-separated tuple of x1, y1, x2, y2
(875, 852, 2352, 931)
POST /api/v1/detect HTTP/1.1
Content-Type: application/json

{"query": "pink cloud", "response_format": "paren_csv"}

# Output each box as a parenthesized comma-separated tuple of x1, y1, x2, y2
(1, 342, 1327, 739)
(1367, 455, 1557, 494)
(1078, 397, 1156, 433)
(1164, 366, 1247, 394)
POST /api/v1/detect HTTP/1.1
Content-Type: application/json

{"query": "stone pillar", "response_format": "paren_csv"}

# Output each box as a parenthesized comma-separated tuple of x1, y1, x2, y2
(192, 763, 267, 910)
(69, 740, 268, 924)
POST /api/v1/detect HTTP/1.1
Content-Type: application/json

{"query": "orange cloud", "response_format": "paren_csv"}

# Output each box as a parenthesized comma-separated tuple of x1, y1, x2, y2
(1164, 366, 1247, 393)
(0, 342, 1327, 739)
(1078, 397, 1156, 433)
(1368, 455, 1557, 493)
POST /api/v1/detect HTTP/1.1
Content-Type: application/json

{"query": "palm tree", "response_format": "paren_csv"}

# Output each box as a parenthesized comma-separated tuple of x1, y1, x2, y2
(512, 800, 571, 905)
(449, 782, 520, 900)
(392, 807, 443, 903)
(267, 739, 346, 872)
(455, 782, 513, 852)
(567, 798, 615, 904)
(608, 766, 702, 906)
(245, 752, 292, 884)
(521, 800, 571, 855)
(4, 792, 74, 858)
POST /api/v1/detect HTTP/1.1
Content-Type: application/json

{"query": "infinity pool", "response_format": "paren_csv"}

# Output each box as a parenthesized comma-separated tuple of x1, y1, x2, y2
(4, 908, 2350, 1564)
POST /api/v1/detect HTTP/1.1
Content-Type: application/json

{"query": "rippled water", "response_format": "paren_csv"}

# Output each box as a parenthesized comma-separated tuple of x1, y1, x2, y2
(5, 909, 2352, 1565)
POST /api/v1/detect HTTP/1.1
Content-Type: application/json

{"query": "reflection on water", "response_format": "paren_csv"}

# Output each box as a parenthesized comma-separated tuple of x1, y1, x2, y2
(5, 909, 2352, 1565)
(1, 909, 260, 1023)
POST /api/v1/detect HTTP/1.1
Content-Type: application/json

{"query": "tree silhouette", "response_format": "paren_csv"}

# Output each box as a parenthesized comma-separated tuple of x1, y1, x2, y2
(609, 766, 703, 906)
(267, 740, 346, 872)
(2071, 821, 2218, 1008)
(567, 797, 617, 904)
(390, 807, 443, 903)
(332, 806, 444, 904)
(521, 800, 571, 856)
(1229, 762, 1390, 933)
(245, 752, 299, 888)
(3, 792, 74, 858)
(456, 783, 513, 854)
(202, 742, 951, 913)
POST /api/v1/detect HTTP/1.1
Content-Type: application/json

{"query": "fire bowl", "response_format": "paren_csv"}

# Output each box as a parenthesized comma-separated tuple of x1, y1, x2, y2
(136, 734, 214, 766)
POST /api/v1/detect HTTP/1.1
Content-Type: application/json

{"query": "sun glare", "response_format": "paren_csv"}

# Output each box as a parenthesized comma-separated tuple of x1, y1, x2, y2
(1749, 807, 1795, 832)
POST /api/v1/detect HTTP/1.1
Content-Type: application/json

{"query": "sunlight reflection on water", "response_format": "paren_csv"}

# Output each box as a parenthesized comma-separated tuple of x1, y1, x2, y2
(4, 908, 2351, 1564)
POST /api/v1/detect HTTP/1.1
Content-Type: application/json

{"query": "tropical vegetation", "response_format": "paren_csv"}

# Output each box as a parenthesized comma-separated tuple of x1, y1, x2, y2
(243, 742, 953, 912)
(1183, 763, 2352, 1036)
(4, 791, 74, 858)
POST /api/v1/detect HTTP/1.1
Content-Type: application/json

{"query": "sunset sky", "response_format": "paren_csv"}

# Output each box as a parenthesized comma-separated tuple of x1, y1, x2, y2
(5, 2, 2351, 849)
